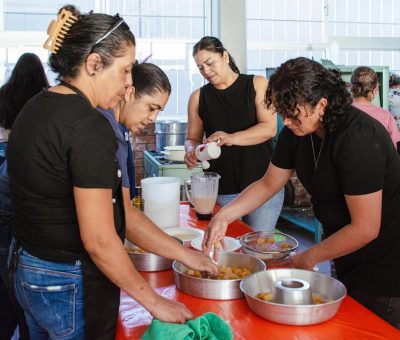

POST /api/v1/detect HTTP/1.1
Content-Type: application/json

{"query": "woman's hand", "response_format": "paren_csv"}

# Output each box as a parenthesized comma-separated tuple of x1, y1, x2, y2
(184, 149, 198, 169)
(149, 295, 194, 323)
(206, 131, 234, 146)
(202, 217, 229, 255)
(289, 251, 316, 271)
(180, 248, 219, 275)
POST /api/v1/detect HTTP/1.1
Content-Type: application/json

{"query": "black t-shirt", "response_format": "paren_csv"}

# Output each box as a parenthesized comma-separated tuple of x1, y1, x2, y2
(8, 89, 124, 262)
(199, 74, 273, 194)
(272, 105, 400, 296)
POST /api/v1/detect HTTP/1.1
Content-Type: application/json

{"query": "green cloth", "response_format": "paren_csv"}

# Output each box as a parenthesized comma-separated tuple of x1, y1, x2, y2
(141, 312, 233, 340)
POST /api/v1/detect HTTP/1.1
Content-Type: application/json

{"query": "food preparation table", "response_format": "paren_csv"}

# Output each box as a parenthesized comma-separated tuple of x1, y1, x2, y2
(116, 203, 400, 339)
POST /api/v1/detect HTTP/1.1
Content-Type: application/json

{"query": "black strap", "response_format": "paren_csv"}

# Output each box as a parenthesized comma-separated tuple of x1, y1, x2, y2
(59, 80, 92, 106)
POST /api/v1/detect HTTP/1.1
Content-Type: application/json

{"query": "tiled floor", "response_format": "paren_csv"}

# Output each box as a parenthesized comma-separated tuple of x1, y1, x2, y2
(276, 217, 331, 276)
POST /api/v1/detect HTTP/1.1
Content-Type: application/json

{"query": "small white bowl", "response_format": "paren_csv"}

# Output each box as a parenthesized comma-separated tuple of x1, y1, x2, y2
(191, 236, 241, 252)
(164, 227, 204, 246)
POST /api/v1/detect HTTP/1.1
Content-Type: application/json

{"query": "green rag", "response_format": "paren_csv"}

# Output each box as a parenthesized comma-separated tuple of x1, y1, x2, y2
(141, 312, 233, 340)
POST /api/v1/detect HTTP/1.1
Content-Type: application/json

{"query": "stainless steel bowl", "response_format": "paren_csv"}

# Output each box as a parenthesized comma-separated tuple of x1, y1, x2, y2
(126, 237, 183, 272)
(240, 231, 298, 260)
(274, 278, 312, 305)
(173, 251, 266, 300)
(240, 268, 347, 325)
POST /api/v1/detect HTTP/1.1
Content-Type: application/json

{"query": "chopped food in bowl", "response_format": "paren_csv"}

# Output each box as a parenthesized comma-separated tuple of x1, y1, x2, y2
(240, 231, 298, 260)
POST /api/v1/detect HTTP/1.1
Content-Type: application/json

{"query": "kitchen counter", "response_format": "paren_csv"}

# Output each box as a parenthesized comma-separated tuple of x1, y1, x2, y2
(116, 203, 400, 339)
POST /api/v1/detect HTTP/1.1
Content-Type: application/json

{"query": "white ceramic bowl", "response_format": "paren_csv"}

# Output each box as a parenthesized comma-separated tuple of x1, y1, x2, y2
(191, 236, 241, 252)
(164, 227, 204, 246)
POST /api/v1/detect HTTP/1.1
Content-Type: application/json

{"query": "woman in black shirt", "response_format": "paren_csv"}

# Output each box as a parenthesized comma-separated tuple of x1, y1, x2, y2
(185, 36, 284, 231)
(203, 57, 400, 329)
(7, 5, 216, 339)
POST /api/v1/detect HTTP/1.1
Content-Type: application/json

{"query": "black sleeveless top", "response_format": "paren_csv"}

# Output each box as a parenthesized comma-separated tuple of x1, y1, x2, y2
(199, 74, 273, 194)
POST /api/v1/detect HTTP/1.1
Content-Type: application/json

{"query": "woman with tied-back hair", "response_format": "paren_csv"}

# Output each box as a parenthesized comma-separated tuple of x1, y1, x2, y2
(204, 57, 400, 329)
(350, 66, 400, 150)
(0, 51, 48, 340)
(7, 5, 216, 339)
(185, 36, 284, 232)
(99, 62, 172, 207)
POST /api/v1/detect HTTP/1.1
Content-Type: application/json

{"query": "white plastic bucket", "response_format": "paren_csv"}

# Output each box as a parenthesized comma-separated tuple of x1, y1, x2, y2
(141, 177, 180, 229)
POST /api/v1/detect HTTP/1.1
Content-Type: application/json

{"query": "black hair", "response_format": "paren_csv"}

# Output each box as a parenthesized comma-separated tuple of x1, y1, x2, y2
(389, 73, 400, 87)
(0, 52, 49, 129)
(48, 5, 135, 80)
(192, 36, 240, 74)
(350, 66, 378, 98)
(131, 63, 171, 98)
(265, 57, 352, 132)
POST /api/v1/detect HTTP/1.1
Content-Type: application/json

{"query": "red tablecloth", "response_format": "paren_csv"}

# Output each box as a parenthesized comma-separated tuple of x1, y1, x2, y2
(116, 203, 400, 339)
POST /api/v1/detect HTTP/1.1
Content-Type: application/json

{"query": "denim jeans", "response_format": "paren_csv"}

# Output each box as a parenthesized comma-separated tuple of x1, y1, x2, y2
(217, 188, 284, 232)
(0, 226, 17, 338)
(348, 289, 400, 330)
(14, 248, 85, 339)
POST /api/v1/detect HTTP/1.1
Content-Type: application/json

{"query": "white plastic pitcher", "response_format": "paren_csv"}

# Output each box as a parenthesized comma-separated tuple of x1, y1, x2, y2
(141, 177, 180, 229)
(185, 172, 221, 220)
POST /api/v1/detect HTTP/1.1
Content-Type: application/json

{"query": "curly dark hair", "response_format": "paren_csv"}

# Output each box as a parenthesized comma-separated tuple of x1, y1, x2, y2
(48, 5, 135, 81)
(0, 53, 49, 129)
(265, 57, 352, 132)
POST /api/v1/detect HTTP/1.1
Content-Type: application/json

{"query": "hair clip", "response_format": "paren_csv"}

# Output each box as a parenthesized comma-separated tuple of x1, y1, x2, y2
(43, 9, 78, 54)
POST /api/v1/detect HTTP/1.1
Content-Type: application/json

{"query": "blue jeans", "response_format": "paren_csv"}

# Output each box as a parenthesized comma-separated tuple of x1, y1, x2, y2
(0, 226, 17, 338)
(14, 248, 85, 339)
(217, 188, 284, 232)
(348, 289, 400, 330)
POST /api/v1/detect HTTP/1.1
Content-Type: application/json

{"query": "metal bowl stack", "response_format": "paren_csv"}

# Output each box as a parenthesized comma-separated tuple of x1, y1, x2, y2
(240, 268, 347, 325)
(126, 237, 183, 272)
(173, 251, 266, 300)
(240, 231, 298, 261)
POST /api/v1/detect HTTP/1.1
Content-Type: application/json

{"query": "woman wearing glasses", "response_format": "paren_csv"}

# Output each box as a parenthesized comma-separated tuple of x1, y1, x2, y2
(203, 57, 400, 329)
(185, 36, 284, 231)
(7, 5, 216, 339)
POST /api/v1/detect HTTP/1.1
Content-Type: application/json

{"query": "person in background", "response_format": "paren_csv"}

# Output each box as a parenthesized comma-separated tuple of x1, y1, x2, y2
(0, 52, 48, 339)
(184, 36, 284, 231)
(389, 72, 400, 131)
(351, 66, 400, 150)
(7, 6, 216, 339)
(99, 62, 171, 208)
(203, 57, 400, 329)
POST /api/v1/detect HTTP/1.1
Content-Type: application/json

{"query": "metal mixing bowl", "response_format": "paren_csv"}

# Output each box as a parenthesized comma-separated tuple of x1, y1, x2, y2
(126, 237, 183, 272)
(173, 251, 266, 300)
(240, 231, 298, 260)
(240, 268, 347, 325)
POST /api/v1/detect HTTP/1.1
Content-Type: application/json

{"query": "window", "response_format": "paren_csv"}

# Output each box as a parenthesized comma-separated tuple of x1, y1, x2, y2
(0, 0, 211, 120)
(247, 0, 400, 75)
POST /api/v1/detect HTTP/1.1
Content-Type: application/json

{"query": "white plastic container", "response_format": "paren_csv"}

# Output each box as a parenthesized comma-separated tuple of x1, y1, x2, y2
(141, 177, 180, 229)
(195, 142, 221, 169)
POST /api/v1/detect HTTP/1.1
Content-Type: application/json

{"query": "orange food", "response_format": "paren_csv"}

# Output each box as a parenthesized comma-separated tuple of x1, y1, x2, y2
(186, 265, 252, 280)
(256, 291, 328, 304)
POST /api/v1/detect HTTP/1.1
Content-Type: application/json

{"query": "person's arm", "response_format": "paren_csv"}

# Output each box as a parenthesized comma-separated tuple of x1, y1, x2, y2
(202, 163, 293, 254)
(74, 187, 202, 323)
(205, 75, 277, 146)
(185, 89, 204, 169)
(121, 187, 217, 273)
(291, 190, 381, 269)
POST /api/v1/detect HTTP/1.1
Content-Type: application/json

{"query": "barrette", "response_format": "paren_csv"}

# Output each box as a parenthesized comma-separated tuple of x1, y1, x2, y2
(43, 9, 78, 54)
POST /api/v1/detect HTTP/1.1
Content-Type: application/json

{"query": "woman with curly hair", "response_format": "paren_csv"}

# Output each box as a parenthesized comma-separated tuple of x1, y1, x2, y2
(203, 57, 400, 329)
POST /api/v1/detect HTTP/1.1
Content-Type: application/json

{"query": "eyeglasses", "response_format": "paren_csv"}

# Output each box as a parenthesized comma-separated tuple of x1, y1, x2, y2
(90, 18, 125, 52)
